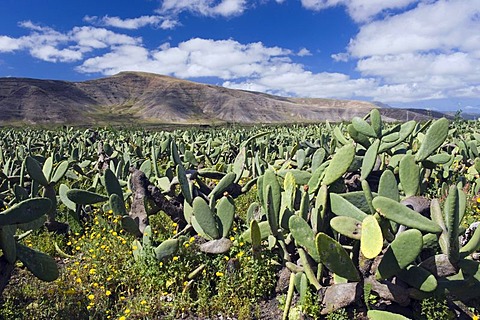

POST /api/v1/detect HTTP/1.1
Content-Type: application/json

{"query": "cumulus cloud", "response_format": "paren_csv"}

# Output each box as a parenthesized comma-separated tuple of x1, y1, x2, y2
(297, 48, 312, 56)
(340, 0, 480, 102)
(0, 21, 140, 63)
(158, 0, 247, 17)
(300, 0, 417, 22)
(348, 0, 480, 57)
(75, 37, 378, 99)
(83, 15, 177, 30)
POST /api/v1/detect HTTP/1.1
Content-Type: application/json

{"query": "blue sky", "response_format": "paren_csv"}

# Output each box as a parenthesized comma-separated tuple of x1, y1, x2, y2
(1, 0, 479, 112)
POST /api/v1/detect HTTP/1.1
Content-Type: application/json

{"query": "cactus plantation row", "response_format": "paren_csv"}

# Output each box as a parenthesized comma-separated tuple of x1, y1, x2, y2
(1, 112, 480, 319)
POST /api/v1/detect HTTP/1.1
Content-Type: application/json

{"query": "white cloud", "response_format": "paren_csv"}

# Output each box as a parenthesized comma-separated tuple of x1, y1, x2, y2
(300, 0, 417, 22)
(83, 15, 176, 30)
(348, 0, 480, 57)
(75, 37, 378, 99)
(0, 36, 21, 52)
(339, 0, 480, 103)
(0, 22, 140, 63)
(297, 48, 312, 56)
(158, 0, 247, 17)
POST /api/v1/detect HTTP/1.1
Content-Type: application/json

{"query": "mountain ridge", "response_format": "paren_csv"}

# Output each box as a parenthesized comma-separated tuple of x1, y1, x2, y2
(0, 71, 447, 125)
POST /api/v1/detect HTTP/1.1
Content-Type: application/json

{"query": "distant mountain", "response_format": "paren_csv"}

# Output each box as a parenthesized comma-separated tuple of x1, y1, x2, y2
(0, 71, 449, 125)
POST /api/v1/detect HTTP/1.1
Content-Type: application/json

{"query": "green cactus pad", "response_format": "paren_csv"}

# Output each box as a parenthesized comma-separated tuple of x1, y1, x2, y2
(59, 184, 76, 211)
(361, 139, 380, 180)
(283, 172, 296, 211)
(399, 154, 420, 197)
(265, 185, 279, 236)
(193, 197, 219, 239)
(444, 185, 461, 262)
(262, 169, 281, 222)
(378, 120, 416, 153)
(376, 229, 423, 280)
(121, 216, 142, 237)
(460, 226, 480, 257)
(26, 156, 49, 186)
(154, 239, 179, 260)
(330, 216, 362, 240)
(378, 170, 399, 202)
(16, 242, 59, 282)
(352, 116, 377, 138)
(367, 310, 411, 320)
(66, 189, 108, 205)
(309, 164, 327, 197)
(209, 172, 236, 200)
(250, 219, 261, 251)
(415, 118, 449, 162)
(372, 196, 442, 233)
(289, 215, 320, 262)
(277, 169, 312, 185)
(427, 153, 451, 164)
(330, 193, 368, 221)
(216, 196, 235, 238)
(177, 164, 193, 205)
(42, 156, 53, 182)
(104, 168, 123, 199)
(311, 148, 326, 171)
(370, 108, 382, 137)
(348, 124, 371, 148)
(0, 225, 17, 263)
(322, 144, 356, 186)
(51, 160, 69, 184)
(240, 221, 271, 243)
(109, 194, 127, 216)
(132, 239, 143, 260)
(397, 265, 437, 292)
(0, 198, 51, 226)
(360, 215, 383, 259)
(142, 225, 152, 247)
(298, 248, 321, 290)
(184, 199, 193, 224)
(316, 233, 360, 281)
(233, 147, 246, 183)
(340, 191, 377, 214)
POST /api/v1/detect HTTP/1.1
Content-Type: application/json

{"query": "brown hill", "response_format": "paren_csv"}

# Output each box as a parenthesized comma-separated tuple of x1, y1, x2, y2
(0, 71, 445, 125)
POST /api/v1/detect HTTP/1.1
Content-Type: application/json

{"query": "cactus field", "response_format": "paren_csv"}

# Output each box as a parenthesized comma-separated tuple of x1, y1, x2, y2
(2, 111, 480, 319)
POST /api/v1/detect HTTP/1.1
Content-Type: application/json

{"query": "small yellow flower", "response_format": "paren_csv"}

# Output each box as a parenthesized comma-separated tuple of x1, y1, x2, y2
(184, 243, 190, 248)
(106, 290, 112, 296)
(216, 271, 224, 277)
(125, 309, 131, 314)
(75, 246, 81, 251)
(172, 222, 178, 227)
(88, 294, 95, 300)
(172, 256, 179, 261)
(140, 300, 147, 305)
(224, 256, 229, 261)
(89, 268, 96, 275)
(189, 236, 195, 243)
(119, 316, 126, 320)
(112, 231, 118, 236)
(230, 236, 235, 241)
(236, 251, 245, 258)
(239, 242, 244, 247)
(75, 277, 82, 283)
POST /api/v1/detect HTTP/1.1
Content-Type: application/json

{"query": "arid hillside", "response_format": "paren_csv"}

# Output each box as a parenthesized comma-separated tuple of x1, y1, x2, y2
(0, 71, 446, 125)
